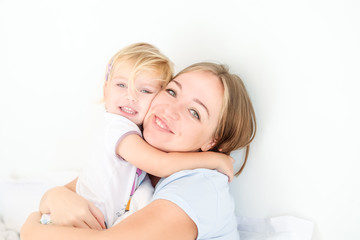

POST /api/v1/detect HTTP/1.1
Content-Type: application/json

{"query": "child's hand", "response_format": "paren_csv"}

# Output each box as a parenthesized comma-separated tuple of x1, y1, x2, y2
(215, 153, 235, 182)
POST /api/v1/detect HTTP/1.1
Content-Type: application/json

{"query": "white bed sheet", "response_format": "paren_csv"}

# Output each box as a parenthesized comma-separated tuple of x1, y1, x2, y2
(0, 172, 314, 240)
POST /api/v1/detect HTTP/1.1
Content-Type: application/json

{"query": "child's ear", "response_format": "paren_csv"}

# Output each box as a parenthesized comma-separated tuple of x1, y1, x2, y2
(103, 81, 108, 97)
(201, 139, 217, 152)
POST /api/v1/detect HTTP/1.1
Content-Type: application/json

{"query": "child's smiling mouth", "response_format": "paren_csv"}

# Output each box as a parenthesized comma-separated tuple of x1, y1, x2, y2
(120, 106, 137, 115)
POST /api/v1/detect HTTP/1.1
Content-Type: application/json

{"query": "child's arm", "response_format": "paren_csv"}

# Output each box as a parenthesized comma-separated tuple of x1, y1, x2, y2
(117, 134, 234, 181)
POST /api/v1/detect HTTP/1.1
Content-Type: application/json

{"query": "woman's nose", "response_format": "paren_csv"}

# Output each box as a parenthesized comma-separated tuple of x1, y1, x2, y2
(164, 104, 180, 120)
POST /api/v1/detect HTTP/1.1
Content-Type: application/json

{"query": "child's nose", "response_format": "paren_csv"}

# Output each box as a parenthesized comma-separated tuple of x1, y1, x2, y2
(126, 90, 138, 102)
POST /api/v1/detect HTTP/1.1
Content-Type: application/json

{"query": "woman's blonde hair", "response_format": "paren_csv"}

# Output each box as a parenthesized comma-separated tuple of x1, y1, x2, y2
(175, 62, 256, 176)
(105, 43, 173, 93)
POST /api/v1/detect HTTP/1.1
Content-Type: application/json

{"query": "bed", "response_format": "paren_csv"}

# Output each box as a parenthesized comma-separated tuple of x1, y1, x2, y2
(0, 171, 314, 240)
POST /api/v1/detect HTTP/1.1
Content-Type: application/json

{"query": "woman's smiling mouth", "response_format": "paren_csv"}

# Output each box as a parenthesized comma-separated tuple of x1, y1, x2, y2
(154, 116, 173, 133)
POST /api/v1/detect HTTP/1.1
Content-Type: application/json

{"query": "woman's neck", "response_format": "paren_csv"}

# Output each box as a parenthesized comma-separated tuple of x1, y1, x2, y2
(149, 174, 160, 187)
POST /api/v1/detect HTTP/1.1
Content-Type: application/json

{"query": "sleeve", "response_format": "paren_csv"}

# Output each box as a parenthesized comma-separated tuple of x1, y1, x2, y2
(152, 169, 230, 239)
(105, 114, 142, 159)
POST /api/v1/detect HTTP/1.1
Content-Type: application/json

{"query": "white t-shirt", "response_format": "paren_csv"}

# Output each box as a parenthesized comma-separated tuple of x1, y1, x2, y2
(153, 169, 240, 240)
(76, 112, 146, 227)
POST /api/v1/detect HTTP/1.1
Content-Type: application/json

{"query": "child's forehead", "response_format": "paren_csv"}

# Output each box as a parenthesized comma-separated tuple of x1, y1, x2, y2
(134, 74, 164, 88)
(111, 72, 163, 88)
(113, 58, 161, 75)
(112, 58, 135, 71)
(114, 57, 161, 70)
(110, 58, 165, 87)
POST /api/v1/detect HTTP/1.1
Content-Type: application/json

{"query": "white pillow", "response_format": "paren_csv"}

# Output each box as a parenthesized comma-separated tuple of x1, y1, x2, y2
(0, 171, 78, 232)
(237, 216, 314, 240)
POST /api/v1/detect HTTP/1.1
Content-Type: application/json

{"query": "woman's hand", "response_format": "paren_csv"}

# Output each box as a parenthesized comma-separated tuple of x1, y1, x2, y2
(21, 211, 104, 240)
(40, 184, 105, 230)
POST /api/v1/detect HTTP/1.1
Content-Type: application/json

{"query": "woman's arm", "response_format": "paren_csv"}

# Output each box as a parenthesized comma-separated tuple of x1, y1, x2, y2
(39, 178, 105, 230)
(117, 134, 234, 181)
(21, 199, 197, 240)
(21, 212, 102, 240)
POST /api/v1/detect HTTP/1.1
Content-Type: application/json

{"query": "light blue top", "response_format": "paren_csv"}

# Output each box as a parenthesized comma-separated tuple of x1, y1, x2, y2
(153, 169, 240, 240)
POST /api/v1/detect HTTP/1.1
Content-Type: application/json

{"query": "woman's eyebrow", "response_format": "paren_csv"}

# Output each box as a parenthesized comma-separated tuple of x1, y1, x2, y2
(173, 80, 182, 89)
(173, 79, 210, 117)
(194, 98, 210, 118)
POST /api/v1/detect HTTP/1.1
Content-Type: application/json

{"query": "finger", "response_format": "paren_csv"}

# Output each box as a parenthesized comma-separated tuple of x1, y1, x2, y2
(227, 169, 234, 182)
(84, 212, 103, 230)
(223, 170, 233, 182)
(72, 219, 91, 229)
(88, 201, 106, 229)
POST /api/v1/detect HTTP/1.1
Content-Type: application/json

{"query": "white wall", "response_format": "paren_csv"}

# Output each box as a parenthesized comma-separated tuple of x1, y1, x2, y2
(1, 0, 359, 239)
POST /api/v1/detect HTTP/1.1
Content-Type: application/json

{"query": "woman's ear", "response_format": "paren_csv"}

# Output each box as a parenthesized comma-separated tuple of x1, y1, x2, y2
(201, 139, 217, 152)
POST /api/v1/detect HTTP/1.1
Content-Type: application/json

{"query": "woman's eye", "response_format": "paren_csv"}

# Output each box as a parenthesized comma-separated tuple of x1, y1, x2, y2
(166, 89, 176, 97)
(189, 109, 200, 120)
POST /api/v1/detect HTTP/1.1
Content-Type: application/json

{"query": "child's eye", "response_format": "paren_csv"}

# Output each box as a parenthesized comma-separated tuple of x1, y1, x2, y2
(189, 109, 200, 120)
(117, 83, 126, 88)
(140, 89, 153, 94)
(166, 89, 176, 97)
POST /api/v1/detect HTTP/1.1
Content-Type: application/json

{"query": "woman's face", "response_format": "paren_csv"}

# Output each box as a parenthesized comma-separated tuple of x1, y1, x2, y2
(143, 70, 224, 152)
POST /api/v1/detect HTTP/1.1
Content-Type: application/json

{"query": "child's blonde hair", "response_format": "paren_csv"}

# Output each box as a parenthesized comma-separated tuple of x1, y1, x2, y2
(105, 43, 173, 94)
(175, 62, 257, 176)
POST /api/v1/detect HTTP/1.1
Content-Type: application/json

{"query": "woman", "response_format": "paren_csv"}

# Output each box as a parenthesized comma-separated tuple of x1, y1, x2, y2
(21, 62, 256, 240)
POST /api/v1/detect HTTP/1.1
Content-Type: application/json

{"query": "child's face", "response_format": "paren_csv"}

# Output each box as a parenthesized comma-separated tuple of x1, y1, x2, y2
(104, 60, 163, 126)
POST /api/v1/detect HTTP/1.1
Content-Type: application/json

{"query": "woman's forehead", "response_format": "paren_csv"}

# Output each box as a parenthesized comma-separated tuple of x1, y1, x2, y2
(171, 70, 224, 117)
(173, 70, 223, 92)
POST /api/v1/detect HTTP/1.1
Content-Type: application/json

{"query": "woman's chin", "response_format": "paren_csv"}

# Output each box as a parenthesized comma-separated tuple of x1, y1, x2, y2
(143, 132, 166, 151)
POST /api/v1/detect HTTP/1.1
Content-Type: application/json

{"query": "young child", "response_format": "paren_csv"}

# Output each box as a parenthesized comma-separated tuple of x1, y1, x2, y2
(40, 43, 234, 228)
